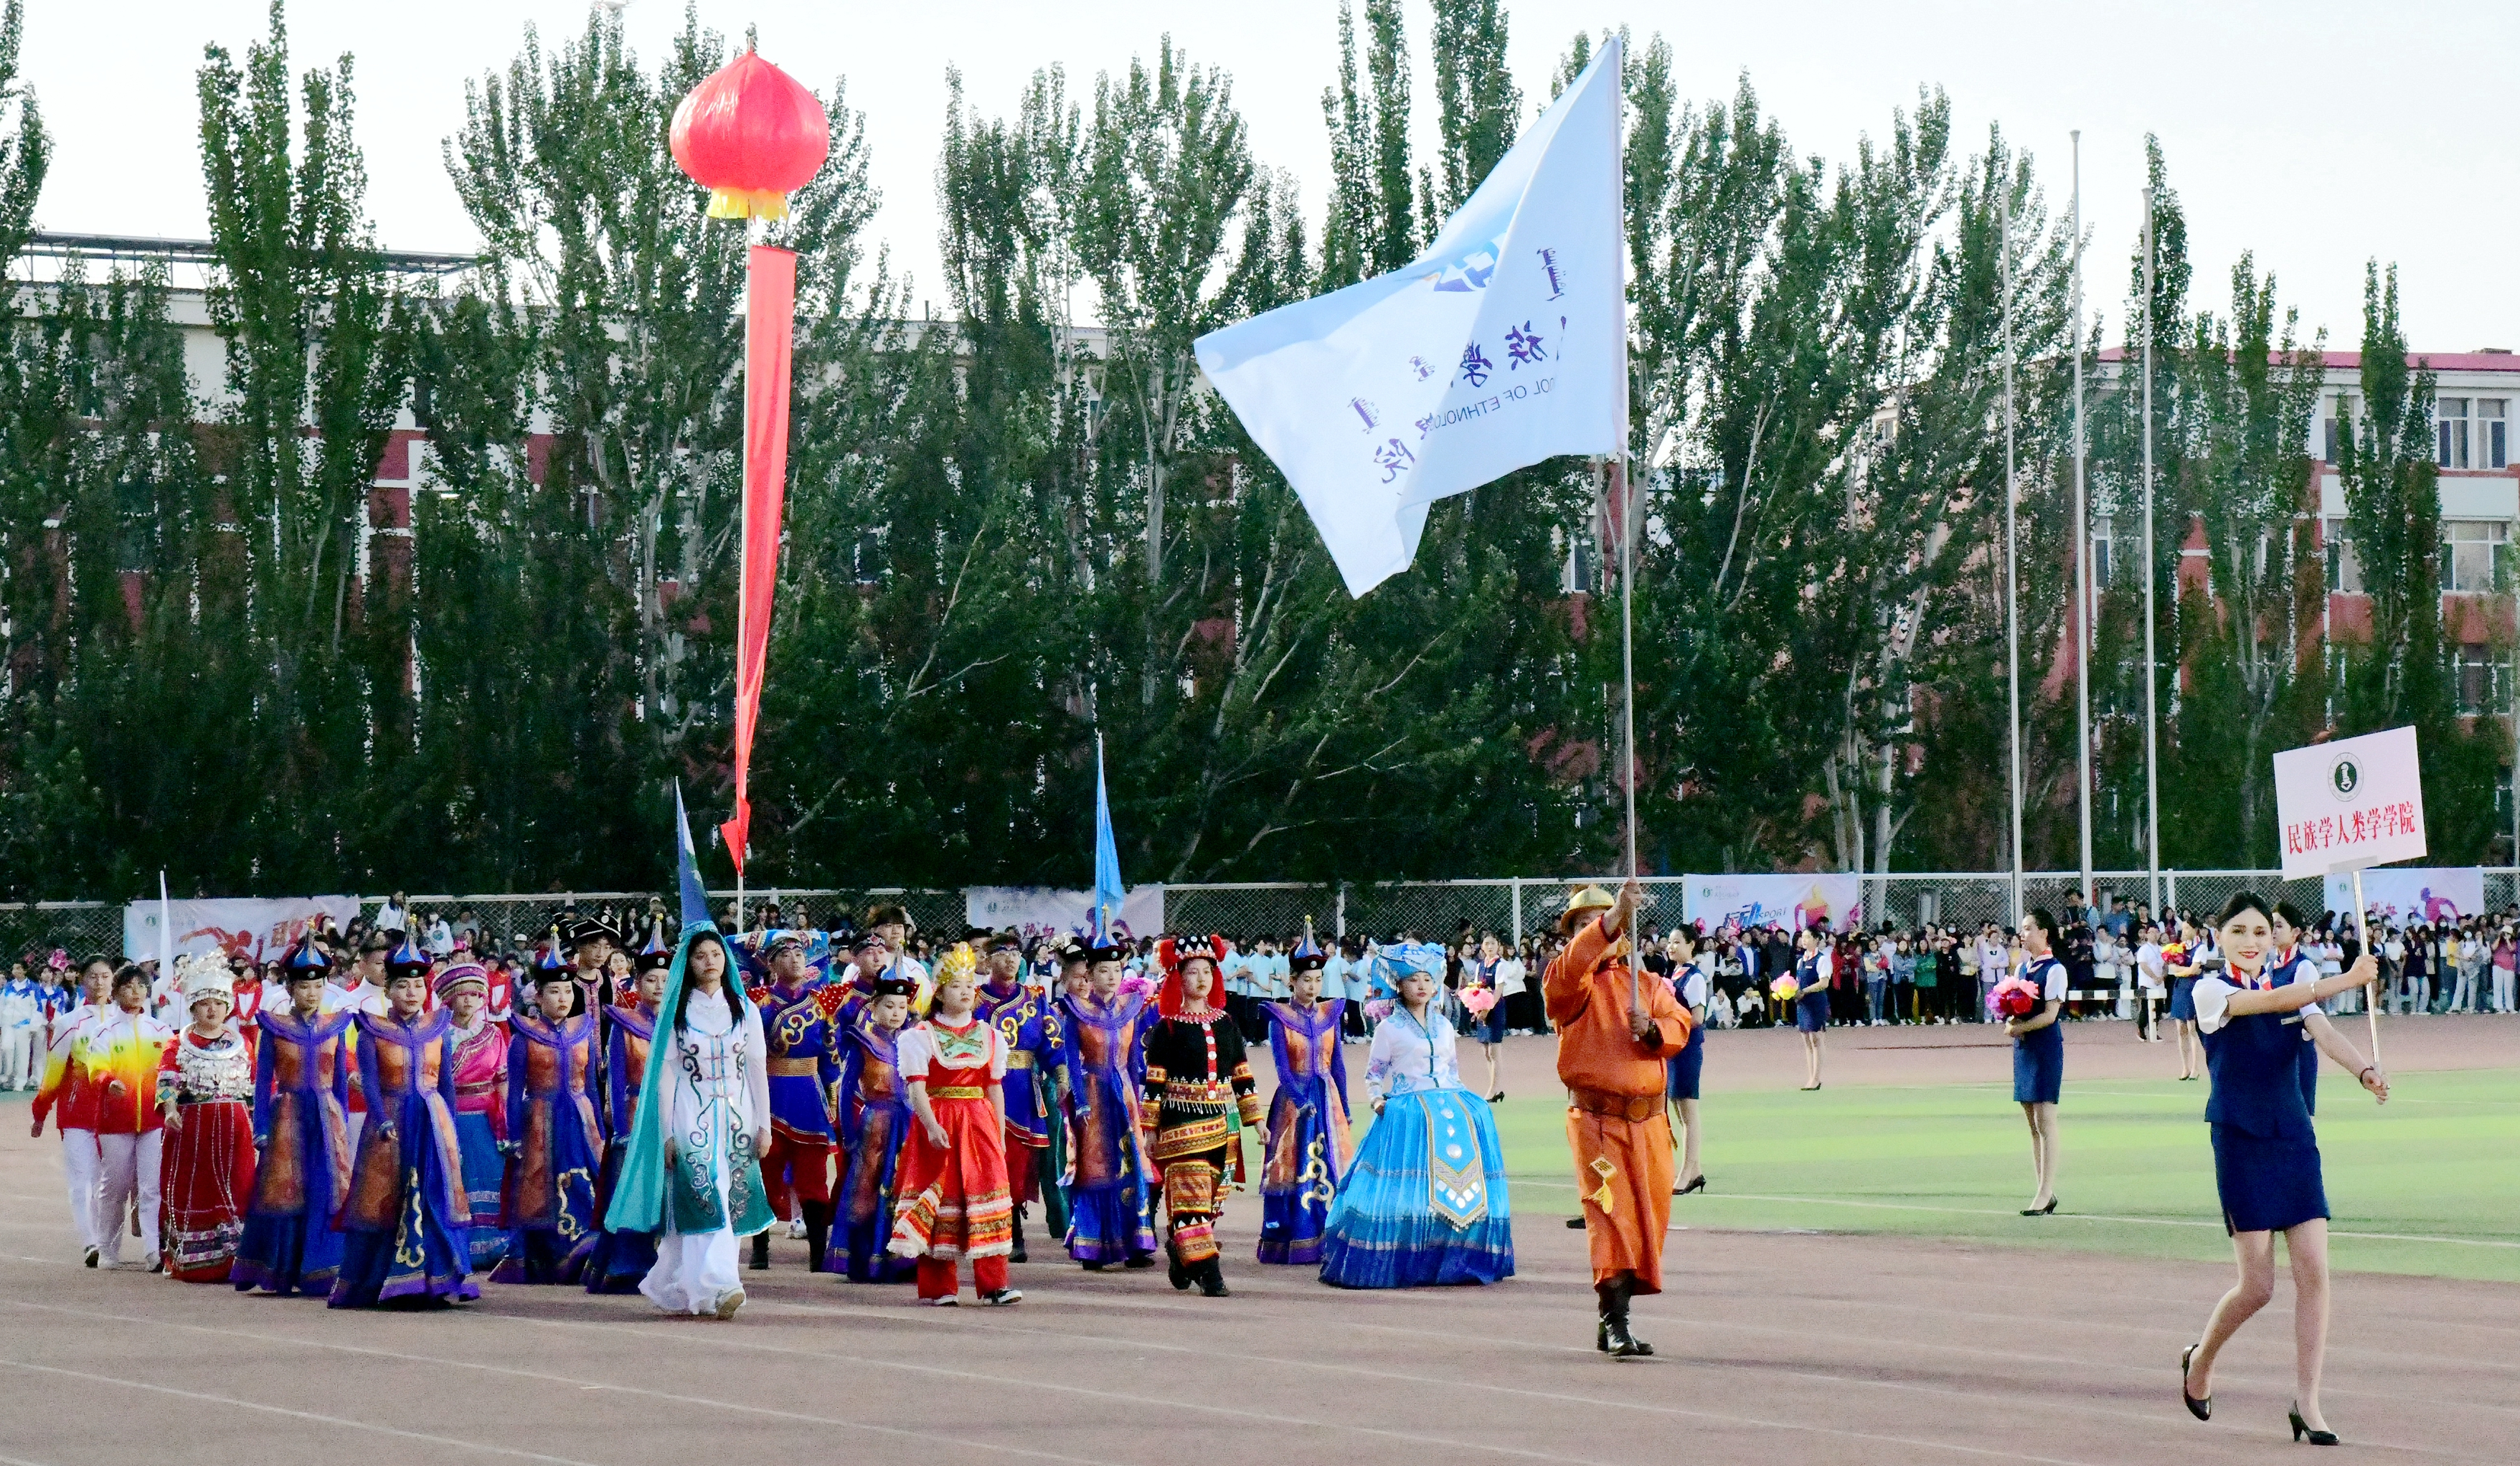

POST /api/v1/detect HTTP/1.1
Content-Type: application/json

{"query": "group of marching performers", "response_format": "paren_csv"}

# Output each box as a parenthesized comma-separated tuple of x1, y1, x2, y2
(29, 900, 1523, 1315)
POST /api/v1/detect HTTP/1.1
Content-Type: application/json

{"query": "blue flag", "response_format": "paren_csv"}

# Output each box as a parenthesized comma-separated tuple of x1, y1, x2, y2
(1092, 734, 1125, 945)
(673, 780, 712, 930)
(1193, 37, 1628, 597)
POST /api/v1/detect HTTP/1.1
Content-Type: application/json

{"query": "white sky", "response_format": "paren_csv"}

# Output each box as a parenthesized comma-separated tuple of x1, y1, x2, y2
(24, 1, 2520, 351)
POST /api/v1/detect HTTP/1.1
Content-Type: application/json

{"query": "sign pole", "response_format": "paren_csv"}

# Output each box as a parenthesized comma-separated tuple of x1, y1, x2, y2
(2351, 867, 2379, 1073)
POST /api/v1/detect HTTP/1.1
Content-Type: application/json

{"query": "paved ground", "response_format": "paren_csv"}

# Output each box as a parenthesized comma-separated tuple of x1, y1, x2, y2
(1, 1012, 2511, 1466)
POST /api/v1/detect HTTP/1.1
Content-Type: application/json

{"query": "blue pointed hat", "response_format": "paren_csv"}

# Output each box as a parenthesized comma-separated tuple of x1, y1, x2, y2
(1290, 930, 1327, 974)
(385, 929, 433, 977)
(282, 933, 332, 976)
(535, 928, 567, 974)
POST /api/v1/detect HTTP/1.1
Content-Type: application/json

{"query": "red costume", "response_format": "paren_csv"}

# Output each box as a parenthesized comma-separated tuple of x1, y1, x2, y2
(888, 1011, 1016, 1302)
(156, 1026, 258, 1281)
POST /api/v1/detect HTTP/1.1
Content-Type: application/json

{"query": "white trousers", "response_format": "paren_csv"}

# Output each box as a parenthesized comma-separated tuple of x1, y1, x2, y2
(641, 1226, 741, 1315)
(2494, 971, 2515, 1013)
(94, 1131, 164, 1267)
(0, 1028, 34, 1088)
(2444, 970, 2476, 1012)
(60, 1129, 100, 1251)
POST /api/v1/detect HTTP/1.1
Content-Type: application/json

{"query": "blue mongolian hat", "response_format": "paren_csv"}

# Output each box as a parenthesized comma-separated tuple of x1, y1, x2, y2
(281, 933, 333, 977)
(385, 929, 433, 978)
(535, 929, 567, 976)
(1290, 931, 1328, 975)
(635, 917, 675, 973)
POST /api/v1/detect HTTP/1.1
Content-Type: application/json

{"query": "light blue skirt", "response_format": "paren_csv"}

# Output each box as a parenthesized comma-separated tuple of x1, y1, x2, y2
(1318, 1087, 1514, 1289)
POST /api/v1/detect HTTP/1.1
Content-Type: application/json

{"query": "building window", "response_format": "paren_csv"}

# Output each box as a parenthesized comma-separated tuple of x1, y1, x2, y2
(2324, 519, 2361, 593)
(2445, 520, 2506, 593)
(2323, 394, 2354, 463)
(2090, 514, 2115, 587)
(2440, 397, 2471, 469)
(2482, 398, 2509, 469)
(2457, 644, 2498, 716)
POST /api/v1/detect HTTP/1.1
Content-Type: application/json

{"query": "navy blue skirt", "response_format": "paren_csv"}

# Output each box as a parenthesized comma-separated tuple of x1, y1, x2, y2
(2294, 1028, 2319, 1115)
(2210, 1123, 2328, 1235)
(1476, 1002, 1509, 1045)
(2012, 1021, 2063, 1105)
(1795, 990, 1829, 1033)
(1666, 1024, 1704, 1100)
(2169, 978, 2198, 1022)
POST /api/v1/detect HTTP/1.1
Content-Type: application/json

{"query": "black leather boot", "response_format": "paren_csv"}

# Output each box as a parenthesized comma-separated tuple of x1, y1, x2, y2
(1166, 1234, 1192, 1290)
(1197, 1257, 1230, 1297)
(1595, 1277, 1652, 1357)
(802, 1201, 832, 1274)
(750, 1231, 771, 1271)
(1010, 1205, 1028, 1264)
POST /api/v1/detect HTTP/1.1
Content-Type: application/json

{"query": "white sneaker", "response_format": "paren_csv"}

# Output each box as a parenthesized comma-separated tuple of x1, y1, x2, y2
(787, 1218, 807, 1239)
(923, 1295, 960, 1307)
(712, 1287, 746, 1319)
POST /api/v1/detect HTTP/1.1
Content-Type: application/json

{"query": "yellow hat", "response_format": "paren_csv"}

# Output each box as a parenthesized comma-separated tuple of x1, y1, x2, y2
(933, 942, 978, 987)
(1559, 885, 1616, 933)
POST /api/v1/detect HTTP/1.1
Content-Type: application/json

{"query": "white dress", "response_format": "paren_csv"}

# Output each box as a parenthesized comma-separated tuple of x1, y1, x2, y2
(641, 988, 773, 1315)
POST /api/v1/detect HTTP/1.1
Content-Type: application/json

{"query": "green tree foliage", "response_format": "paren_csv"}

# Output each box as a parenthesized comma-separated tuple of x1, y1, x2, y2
(0, 4, 2498, 899)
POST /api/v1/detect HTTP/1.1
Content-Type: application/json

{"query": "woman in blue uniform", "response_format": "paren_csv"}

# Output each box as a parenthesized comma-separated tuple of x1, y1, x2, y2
(1664, 929, 1708, 1194)
(2005, 909, 2067, 1216)
(1793, 926, 1828, 1091)
(2179, 892, 2385, 1447)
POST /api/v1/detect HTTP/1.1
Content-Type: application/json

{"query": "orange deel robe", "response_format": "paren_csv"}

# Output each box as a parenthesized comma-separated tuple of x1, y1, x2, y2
(1544, 914, 1693, 1293)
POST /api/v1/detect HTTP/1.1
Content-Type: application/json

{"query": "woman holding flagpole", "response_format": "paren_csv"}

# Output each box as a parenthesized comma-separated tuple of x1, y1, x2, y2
(2178, 891, 2385, 1446)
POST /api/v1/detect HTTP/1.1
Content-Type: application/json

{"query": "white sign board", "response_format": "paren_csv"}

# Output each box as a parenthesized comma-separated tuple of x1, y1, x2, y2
(1684, 873, 1864, 934)
(125, 896, 363, 965)
(964, 885, 1166, 942)
(2273, 725, 2427, 879)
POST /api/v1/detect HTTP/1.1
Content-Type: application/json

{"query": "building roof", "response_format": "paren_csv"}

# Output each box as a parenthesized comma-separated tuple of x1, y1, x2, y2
(2095, 346, 2520, 373)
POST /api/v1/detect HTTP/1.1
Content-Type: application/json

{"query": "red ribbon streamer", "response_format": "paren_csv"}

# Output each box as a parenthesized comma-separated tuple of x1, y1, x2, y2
(719, 244, 797, 874)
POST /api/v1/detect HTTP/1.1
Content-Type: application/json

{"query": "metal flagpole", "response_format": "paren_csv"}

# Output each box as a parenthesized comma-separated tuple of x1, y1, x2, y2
(2071, 133, 2095, 912)
(2001, 191, 2025, 926)
(1613, 46, 1643, 1025)
(2141, 186, 2163, 918)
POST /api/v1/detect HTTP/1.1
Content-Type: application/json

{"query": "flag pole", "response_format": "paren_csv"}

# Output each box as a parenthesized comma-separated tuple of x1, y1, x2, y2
(2001, 189, 2025, 927)
(1610, 37, 1643, 1025)
(2071, 132, 2094, 912)
(2141, 185, 2163, 919)
(2351, 869, 2381, 1074)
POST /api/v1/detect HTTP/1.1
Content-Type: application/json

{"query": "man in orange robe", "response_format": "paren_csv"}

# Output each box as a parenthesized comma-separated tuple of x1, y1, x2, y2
(1545, 879, 1693, 1357)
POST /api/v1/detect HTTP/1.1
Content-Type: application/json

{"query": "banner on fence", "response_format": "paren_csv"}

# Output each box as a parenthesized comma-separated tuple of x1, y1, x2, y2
(2321, 866, 2481, 926)
(124, 897, 363, 965)
(965, 885, 1166, 942)
(1683, 874, 1863, 934)
(2274, 725, 2426, 879)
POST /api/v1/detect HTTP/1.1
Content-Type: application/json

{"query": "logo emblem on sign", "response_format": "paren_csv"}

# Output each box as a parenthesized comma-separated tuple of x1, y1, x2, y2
(2329, 754, 2361, 800)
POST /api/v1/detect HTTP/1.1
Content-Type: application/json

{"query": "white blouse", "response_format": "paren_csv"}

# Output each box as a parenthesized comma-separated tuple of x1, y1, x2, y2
(1364, 1003, 1462, 1098)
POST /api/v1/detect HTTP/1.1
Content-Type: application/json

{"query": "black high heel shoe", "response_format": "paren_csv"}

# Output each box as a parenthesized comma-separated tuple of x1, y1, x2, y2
(2021, 1197, 2058, 1216)
(1674, 1176, 1707, 1196)
(2180, 1343, 2212, 1421)
(2288, 1404, 2337, 1446)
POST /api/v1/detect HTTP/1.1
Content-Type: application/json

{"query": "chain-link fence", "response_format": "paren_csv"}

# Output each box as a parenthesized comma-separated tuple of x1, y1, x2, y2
(0, 902, 121, 968)
(17, 869, 2519, 965)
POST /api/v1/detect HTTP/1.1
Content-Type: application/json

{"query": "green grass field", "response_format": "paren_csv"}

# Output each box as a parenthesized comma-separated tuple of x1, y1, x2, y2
(1485, 1067, 2520, 1283)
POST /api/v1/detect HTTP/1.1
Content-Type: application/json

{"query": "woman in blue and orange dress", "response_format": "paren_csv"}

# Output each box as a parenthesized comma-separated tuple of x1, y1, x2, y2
(494, 960, 603, 1284)
(233, 942, 351, 1297)
(2178, 891, 2385, 1447)
(330, 954, 478, 1309)
(836, 975, 918, 1282)
(1256, 935, 1351, 1265)
(582, 934, 667, 1292)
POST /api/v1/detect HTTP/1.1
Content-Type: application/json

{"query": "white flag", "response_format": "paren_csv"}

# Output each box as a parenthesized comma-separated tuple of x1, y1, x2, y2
(1195, 37, 1627, 597)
